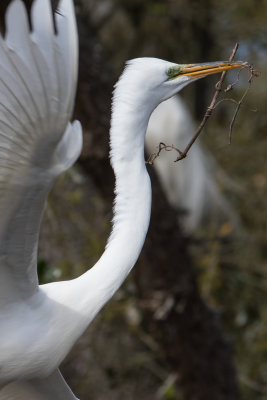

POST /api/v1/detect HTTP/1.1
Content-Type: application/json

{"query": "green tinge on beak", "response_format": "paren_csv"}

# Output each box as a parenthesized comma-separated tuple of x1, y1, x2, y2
(167, 61, 246, 80)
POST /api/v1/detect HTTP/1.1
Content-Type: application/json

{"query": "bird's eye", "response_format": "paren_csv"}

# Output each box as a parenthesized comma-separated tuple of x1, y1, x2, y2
(166, 65, 184, 80)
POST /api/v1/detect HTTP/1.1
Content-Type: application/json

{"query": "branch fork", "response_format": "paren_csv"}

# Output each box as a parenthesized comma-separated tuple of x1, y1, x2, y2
(146, 43, 258, 165)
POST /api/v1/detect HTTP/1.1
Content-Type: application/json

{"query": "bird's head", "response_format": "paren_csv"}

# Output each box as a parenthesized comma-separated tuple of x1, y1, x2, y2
(116, 57, 244, 111)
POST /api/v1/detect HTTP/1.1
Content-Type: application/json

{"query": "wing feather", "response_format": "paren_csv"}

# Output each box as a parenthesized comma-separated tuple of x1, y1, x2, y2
(0, 369, 78, 400)
(55, 0, 79, 117)
(0, 0, 82, 302)
(5, 1, 45, 134)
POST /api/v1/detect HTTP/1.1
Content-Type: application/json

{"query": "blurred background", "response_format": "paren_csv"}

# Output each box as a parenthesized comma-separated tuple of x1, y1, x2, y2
(34, 0, 266, 399)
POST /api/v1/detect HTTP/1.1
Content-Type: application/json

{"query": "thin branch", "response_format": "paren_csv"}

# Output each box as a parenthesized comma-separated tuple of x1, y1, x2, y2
(146, 43, 258, 165)
(228, 86, 249, 144)
(146, 142, 182, 165)
(228, 64, 259, 143)
(174, 43, 239, 161)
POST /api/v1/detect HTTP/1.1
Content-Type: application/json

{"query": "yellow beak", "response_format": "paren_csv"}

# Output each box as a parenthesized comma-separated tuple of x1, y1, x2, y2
(180, 61, 246, 78)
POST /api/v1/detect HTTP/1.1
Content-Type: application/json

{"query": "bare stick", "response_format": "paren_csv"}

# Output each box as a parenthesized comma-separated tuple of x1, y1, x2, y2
(173, 43, 239, 161)
(228, 64, 259, 143)
(228, 85, 249, 144)
(146, 142, 183, 165)
(146, 43, 248, 165)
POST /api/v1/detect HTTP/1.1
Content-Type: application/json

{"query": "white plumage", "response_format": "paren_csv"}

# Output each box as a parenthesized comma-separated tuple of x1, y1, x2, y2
(146, 96, 239, 231)
(0, 1, 243, 398)
(0, 0, 81, 398)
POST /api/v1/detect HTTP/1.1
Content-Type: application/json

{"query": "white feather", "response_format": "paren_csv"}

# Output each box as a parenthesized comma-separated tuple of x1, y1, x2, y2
(146, 95, 239, 231)
(0, 369, 78, 399)
(0, 0, 81, 337)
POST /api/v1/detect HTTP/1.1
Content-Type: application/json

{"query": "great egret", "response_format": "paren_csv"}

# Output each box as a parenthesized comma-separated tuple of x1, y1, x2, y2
(0, 0, 243, 398)
(146, 96, 239, 231)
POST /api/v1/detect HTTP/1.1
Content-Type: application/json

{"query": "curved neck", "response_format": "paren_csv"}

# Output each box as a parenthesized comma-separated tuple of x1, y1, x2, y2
(70, 90, 152, 322)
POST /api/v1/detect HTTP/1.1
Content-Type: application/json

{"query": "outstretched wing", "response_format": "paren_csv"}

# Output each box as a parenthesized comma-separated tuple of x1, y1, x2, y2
(0, 0, 82, 304)
(0, 369, 78, 399)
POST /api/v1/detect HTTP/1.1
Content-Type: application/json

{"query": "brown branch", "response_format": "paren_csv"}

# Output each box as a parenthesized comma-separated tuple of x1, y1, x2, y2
(175, 43, 238, 162)
(228, 86, 248, 144)
(175, 43, 240, 161)
(228, 64, 259, 143)
(224, 64, 248, 93)
(146, 43, 248, 165)
(146, 142, 182, 165)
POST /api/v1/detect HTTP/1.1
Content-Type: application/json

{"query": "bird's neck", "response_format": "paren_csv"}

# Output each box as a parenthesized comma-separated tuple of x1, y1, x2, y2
(51, 91, 153, 326)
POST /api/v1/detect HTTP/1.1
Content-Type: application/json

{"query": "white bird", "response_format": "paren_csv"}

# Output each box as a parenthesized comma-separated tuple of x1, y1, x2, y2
(0, 0, 243, 398)
(146, 96, 239, 232)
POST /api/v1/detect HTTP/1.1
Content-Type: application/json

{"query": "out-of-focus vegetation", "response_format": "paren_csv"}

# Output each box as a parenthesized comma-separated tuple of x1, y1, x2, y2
(38, 0, 267, 398)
